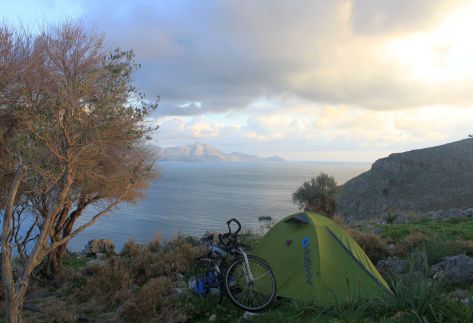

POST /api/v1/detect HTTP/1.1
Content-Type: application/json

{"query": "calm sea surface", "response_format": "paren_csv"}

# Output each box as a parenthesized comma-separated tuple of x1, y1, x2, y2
(69, 161, 370, 251)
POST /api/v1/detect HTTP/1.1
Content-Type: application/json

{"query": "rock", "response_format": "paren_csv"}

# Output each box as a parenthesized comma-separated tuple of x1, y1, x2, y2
(83, 239, 115, 256)
(431, 255, 473, 284)
(393, 213, 410, 224)
(86, 258, 108, 267)
(377, 256, 406, 276)
(337, 138, 473, 221)
(449, 289, 470, 300)
(208, 314, 217, 321)
(172, 288, 188, 296)
(461, 208, 473, 217)
(386, 244, 397, 253)
(423, 208, 473, 221)
(174, 274, 187, 289)
(258, 216, 272, 221)
(370, 226, 383, 236)
(242, 311, 261, 321)
(96, 252, 106, 260)
(441, 208, 464, 220)
(449, 289, 472, 305)
(424, 211, 442, 220)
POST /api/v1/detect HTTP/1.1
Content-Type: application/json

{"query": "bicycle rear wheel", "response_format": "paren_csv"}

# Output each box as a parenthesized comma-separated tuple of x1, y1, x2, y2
(224, 255, 277, 312)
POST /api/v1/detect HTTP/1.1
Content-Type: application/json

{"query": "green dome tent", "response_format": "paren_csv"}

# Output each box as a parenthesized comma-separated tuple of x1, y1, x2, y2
(253, 212, 391, 305)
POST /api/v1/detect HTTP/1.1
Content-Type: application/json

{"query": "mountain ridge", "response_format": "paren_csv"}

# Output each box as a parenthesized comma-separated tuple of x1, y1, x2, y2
(158, 143, 284, 162)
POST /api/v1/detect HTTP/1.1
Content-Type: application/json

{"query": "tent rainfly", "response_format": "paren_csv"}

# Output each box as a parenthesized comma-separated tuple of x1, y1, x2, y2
(253, 212, 391, 305)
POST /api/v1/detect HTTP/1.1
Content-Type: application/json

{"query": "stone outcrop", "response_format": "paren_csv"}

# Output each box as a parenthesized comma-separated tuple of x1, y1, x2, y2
(431, 255, 473, 284)
(83, 239, 116, 256)
(337, 138, 473, 221)
(376, 256, 407, 276)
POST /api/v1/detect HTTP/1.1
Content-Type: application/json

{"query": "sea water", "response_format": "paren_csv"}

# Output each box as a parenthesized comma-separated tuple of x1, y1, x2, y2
(69, 161, 370, 251)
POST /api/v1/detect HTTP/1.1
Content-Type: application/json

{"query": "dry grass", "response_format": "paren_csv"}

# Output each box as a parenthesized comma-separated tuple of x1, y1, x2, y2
(348, 229, 388, 263)
(147, 233, 162, 252)
(126, 237, 201, 284)
(58, 236, 201, 318)
(42, 300, 78, 323)
(120, 276, 187, 322)
(458, 239, 473, 256)
(120, 238, 142, 258)
(396, 230, 430, 256)
(76, 257, 132, 308)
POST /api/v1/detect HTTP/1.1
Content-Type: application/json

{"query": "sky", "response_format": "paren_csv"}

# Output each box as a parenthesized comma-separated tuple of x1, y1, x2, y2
(2, 0, 473, 161)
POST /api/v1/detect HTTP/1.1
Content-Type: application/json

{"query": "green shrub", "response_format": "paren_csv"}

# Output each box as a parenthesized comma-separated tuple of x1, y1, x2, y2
(380, 218, 473, 242)
(379, 252, 451, 321)
(292, 172, 338, 218)
(384, 213, 398, 224)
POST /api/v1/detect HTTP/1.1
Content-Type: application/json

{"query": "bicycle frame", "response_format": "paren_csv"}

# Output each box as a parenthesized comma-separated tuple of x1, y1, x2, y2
(238, 247, 254, 284)
(195, 219, 277, 311)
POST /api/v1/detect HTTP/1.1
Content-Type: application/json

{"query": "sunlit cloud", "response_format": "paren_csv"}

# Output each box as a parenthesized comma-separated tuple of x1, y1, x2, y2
(2, 0, 473, 160)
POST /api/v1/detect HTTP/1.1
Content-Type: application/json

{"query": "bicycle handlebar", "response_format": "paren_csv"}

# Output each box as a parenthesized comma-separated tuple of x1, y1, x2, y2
(226, 218, 241, 235)
(218, 218, 241, 244)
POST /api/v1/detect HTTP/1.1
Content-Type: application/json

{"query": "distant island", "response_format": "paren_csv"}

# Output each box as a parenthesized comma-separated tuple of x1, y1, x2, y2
(158, 143, 284, 162)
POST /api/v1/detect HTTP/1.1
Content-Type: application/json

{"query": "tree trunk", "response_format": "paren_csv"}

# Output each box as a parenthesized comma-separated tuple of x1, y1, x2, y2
(1, 165, 27, 323)
(44, 243, 66, 277)
(43, 199, 87, 276)
(4, 302, 23, 323)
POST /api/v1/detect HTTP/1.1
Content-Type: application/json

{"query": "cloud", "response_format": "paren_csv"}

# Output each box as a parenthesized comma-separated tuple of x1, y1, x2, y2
(350, 0, 461, 34)
(75, 0, 473, 116)
(153, 96, 473, 160)
(3, 1, 473, 160)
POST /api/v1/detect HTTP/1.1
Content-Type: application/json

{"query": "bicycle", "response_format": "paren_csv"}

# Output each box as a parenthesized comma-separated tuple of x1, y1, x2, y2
(193, 218, 277, 312)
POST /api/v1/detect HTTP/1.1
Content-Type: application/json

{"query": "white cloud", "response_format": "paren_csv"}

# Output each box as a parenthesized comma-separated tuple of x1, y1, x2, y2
(5, 1, 473, 160)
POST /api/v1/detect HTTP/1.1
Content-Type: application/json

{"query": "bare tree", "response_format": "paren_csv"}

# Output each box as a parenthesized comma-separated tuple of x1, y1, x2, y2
(0, 22, 158, 322)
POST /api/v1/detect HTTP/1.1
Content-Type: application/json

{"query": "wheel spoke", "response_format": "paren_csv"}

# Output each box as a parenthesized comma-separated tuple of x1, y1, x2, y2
(225, 256, 276, 311)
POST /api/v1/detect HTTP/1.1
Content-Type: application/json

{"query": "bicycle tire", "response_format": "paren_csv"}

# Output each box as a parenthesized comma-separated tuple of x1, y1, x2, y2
(224, 255, 277, 312)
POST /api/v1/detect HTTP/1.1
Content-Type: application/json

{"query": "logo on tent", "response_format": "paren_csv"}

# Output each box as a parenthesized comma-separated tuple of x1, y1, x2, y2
(301, 237, 310, 247)
(302, 237, 312, 285)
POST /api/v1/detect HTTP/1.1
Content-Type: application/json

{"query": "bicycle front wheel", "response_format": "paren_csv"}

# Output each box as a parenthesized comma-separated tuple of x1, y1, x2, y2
(224, 255, 277, 312)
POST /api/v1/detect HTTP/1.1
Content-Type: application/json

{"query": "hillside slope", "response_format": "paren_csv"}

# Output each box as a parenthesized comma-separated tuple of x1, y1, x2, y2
(337, 138, 473, 221)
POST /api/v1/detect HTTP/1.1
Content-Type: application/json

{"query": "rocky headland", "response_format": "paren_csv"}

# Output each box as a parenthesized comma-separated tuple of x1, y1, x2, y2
(337, 138, 473, 223)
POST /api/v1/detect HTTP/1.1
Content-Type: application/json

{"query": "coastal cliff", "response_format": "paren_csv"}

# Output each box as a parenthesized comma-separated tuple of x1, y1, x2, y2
(337, 138, 473, 221)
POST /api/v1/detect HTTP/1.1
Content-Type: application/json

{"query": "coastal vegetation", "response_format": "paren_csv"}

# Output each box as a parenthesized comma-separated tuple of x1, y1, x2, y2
(2, 217, 471, 322)
(1, 19, 473, 323)
(0, 22, 158, 322)
(292, 172, 338, 218)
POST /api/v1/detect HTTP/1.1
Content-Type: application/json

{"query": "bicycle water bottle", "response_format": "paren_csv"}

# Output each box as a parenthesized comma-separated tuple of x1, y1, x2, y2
(209, 245, 228, 258)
